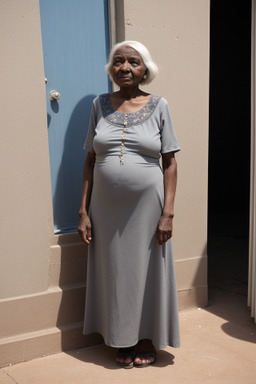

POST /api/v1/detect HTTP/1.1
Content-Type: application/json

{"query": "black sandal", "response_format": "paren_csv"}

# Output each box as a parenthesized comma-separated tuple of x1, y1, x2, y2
(116, 348, 135, 368)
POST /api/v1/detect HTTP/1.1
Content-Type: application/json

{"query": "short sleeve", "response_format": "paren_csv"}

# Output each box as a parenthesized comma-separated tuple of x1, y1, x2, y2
(160, 99, 181, 154)
(83, 99, 97, 152)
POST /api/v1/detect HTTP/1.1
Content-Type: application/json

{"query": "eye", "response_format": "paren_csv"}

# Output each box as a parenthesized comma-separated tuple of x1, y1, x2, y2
(113, 59, 122, 65)
(131, 61, 138, 66)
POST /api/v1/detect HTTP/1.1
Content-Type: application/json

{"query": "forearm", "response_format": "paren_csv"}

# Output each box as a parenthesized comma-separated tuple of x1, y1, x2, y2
(162, 153, 178, 217)
(79, 152, 95, 215)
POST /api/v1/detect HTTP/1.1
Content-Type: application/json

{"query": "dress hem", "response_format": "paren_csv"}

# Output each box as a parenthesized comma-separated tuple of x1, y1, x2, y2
(82, 331, 180, 350)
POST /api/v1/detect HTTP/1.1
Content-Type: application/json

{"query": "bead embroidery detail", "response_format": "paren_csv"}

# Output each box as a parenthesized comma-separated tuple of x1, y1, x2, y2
(99, 94, 161, 127)
(120, 114, 128, 165)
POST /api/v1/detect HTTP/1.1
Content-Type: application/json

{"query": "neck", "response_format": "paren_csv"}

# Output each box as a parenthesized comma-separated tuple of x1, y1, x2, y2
(118, 87, 141, 100)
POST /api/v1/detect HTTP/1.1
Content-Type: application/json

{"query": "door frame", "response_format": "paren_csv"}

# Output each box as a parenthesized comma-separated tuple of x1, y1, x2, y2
(248, 0, 256, 321)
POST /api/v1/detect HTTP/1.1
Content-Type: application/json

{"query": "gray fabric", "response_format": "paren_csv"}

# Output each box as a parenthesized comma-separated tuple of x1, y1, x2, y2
(83, 94, 180, 349)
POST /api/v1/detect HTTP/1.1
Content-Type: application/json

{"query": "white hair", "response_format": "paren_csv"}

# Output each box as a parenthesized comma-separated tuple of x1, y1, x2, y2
(105, 40, 159, 85)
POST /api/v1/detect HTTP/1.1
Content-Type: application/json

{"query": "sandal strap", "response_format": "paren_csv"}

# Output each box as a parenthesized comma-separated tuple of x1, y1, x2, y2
(117, 348, 135, 358)
(135, 351, 157, 358)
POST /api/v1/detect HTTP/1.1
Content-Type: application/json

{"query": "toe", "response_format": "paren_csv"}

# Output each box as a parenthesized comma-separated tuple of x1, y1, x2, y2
(125, 357, 132, 364)
(134, 356, 146, 365)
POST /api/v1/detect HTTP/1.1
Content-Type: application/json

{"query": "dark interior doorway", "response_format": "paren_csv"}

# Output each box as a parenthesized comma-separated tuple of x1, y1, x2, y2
(208, 0, 251, 297)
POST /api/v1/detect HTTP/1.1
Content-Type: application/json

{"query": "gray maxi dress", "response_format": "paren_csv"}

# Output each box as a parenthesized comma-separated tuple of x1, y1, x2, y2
(83, 94, 180, 349)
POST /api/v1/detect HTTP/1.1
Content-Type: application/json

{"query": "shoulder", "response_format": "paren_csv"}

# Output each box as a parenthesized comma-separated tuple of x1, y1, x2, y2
(91, 94, 110, 114)
(154, 96, 173, 117)
(149, 95, 170, 115)
(92, 93, 109, 104)
(150, 94, 168, 107)
(153, 95, 169, 107)
(97, 93, 111, 108)
(98, 93, 110, 102)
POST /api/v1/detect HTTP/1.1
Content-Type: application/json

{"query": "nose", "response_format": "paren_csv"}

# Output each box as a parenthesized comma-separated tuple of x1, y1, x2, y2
(120, 60, 130, 71)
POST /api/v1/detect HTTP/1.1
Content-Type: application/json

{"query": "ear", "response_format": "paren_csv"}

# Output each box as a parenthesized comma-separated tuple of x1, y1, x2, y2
(143, 68, 148, 80)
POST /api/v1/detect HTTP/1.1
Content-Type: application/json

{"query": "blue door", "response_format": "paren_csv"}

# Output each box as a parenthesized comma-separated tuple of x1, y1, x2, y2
(39, 0, 110, 233)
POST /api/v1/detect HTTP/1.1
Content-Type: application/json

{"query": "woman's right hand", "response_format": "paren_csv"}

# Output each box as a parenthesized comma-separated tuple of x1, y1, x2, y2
(78, 211, 92, 244)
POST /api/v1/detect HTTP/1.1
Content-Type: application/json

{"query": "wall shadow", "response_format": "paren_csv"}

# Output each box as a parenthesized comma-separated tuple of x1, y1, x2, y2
(54, 94, 104, 352)
(52, 94, 96, 233)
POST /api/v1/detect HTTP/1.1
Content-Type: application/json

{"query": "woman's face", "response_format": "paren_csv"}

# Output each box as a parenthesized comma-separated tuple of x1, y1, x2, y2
(111, 46, 147, 88)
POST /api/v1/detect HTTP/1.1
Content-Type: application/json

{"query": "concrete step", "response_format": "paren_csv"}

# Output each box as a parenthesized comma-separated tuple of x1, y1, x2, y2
(0, 322, 102, 367)
(0, 285, 86, 339)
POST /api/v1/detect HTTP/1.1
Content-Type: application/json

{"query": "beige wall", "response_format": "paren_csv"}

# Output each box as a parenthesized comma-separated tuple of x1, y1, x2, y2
(0, 0, 210, 367)
(0, 0, 52, 299)
(118, 0, 209, 306)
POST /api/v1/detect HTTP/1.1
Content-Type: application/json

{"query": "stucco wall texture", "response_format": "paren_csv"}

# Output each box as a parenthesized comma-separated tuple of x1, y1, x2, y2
(0, 0, 53, 299)
(119, 0, 209, 303)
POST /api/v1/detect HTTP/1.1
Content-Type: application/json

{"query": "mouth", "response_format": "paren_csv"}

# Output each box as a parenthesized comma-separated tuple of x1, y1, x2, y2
(118, 73, 133, 79)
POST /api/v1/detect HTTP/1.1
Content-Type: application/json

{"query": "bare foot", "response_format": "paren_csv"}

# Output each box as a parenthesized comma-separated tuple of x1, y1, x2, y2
(116, 347, 135, 367)
(134, 339, 157, 367)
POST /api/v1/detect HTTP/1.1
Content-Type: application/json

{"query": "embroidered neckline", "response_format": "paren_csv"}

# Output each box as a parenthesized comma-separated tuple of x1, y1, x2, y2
(99, 93, 161, 127)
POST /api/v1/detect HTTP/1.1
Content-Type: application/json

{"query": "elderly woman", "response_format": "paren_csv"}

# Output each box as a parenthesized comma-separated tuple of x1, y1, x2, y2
(78, 41, 180, 368)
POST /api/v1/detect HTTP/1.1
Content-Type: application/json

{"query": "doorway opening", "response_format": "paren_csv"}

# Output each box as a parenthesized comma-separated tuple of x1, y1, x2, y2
(208, 1, 251, 298)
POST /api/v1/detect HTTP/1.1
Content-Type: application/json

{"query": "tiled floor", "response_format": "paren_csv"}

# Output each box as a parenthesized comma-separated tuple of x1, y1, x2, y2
(1, 287, 255, 384)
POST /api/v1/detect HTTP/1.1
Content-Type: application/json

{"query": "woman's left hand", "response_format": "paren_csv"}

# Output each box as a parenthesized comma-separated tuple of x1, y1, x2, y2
(157, 214, 173, 245)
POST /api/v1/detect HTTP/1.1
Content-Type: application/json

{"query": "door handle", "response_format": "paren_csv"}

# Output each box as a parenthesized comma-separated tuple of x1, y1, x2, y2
(49, 90, 60, 101)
